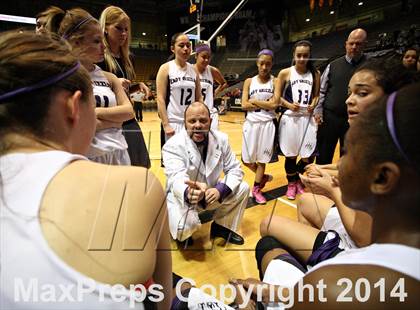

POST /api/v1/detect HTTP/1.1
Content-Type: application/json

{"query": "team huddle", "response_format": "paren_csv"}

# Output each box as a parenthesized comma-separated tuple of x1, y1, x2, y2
(0, 3, 419, 310)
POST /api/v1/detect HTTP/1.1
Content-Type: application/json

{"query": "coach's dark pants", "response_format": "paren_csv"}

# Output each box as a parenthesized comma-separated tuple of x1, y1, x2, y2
(316, 110, 349, 165)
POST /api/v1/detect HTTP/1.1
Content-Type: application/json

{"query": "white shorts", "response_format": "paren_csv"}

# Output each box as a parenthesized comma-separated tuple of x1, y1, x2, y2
(278, 113, 317, 158)
(242, 119, 275, 163)
(322, 207, 357, 249)
(263, 259, 305, 309)
(210, 108, 219, 131)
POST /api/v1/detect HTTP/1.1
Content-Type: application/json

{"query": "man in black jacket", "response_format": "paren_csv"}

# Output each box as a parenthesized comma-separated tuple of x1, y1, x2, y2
(315, 28, 368, 164)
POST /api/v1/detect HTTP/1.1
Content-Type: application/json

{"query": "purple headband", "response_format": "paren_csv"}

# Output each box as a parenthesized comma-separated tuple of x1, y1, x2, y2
(257, 49, 274, 58)
(386, 91, 410, 162)
(195, 44, 211, 54)
(62, 16, 94, 39)
(0, 62, 81, 102)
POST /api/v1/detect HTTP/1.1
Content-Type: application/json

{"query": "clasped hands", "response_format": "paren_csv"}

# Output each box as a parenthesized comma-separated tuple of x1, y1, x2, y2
(185, 180, 220, 205)
(299, 164, 340, 199)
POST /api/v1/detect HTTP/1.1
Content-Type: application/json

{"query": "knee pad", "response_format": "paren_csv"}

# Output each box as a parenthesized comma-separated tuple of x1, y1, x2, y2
(255, 236, 285, 280)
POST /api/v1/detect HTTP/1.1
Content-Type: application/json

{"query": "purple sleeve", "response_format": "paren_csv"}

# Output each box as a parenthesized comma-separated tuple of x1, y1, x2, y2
(215, 182, 232, 202)
(184, 188, 190, 203)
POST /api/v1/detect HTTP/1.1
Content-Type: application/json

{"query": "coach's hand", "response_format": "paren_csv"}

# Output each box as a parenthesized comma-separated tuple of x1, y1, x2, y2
(205, 188, 220, 205)
(185, 180, 207, 204)
(314, 113, 323, 125)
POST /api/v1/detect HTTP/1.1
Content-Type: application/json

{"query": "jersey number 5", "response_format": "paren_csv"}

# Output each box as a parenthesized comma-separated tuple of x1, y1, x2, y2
(201, 88, 207, 102)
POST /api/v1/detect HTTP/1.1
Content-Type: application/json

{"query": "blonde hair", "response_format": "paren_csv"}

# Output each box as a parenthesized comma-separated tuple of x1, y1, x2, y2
(99, 6, 135, 80)
(55, 8, 100, 63)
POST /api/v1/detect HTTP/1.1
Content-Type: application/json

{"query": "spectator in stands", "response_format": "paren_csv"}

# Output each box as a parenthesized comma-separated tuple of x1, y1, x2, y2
(402, 47, 419, 70)
(315, 28, 368, 164)
(98, 5, 151, 168)
(269, 25, 284, 52)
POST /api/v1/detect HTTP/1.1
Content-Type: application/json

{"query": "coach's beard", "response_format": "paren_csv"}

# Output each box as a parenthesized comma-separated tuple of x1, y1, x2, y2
(189, 129, 209, 146)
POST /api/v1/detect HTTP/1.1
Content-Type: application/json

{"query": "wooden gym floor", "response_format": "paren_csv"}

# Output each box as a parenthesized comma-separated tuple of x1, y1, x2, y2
(139, 110, 339, 302)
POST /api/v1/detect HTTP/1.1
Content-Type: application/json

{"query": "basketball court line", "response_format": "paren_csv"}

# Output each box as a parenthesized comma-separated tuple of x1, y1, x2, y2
(277, 197, 297, 209)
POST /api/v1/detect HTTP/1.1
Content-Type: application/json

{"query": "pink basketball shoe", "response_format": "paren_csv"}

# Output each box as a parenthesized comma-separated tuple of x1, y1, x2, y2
(252, 186, 267, 204)
(286, 182, 297, 200)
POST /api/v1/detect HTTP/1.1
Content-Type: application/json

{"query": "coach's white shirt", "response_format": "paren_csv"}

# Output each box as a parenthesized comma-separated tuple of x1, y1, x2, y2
(162, 129, 244, 239)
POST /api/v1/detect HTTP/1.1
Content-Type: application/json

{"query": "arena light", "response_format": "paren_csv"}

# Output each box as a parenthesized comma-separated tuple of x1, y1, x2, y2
(358, 2, 364, 5)
(0, 14, 36, 24)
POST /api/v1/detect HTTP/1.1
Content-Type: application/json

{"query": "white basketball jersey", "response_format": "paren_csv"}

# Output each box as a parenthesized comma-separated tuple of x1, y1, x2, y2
(308, 243, 420, 281)
(167, 60, 198, 123)
(283, 66, 313, 116)
(199, 66, 214, 110)
(88, 66, 128, 158)
(246, 75, 276, 122)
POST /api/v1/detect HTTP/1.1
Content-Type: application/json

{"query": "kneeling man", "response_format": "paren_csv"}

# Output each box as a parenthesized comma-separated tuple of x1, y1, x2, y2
(163, 102, 249, 246)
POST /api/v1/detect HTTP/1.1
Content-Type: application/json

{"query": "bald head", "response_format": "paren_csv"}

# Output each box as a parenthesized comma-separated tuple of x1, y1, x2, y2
(346, 28, 367, 60)
(184, 101, 210, 119)
(184, 102, 211, 143)
(348, 28, 367, 41)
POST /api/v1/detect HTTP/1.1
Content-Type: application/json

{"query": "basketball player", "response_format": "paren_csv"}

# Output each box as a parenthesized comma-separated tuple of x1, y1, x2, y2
(58, 8, 133, 165)
(276, 40, 320, 200)
(193, 42, 228, 130)
(254, 62, 419, 281)
(297, 60, 419, 248)
(0, 30, 172, 309)
(232, 83, 420, 308)
(156, 33, 202, 142)
(35, 6, 64, 35)
(241, 49, 278, 204)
